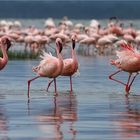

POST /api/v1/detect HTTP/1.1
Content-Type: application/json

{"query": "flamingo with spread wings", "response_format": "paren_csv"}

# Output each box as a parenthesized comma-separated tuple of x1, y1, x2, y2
(109, 42, 140, 96)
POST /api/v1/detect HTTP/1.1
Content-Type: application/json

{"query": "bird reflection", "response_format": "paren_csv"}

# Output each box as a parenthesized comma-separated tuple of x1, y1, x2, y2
(0, 96, 8, 140)
(31, 92, 78, 140)
(115, 96, 140, 138)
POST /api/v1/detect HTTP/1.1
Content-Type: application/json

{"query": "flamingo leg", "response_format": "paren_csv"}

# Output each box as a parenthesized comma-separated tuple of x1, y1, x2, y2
(126, 73, 139, 96)
(125, 73, 132, 94)
(27, 76, 40, 98)
(70, 76, 73, 94)
(54, 78, 58, 96)
(109, 70, 126, 86)
(129, 73, 139, 88)
(46, 79, 54, 92)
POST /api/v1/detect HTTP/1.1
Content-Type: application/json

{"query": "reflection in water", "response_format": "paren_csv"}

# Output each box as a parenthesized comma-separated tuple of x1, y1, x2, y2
(29, 92, 77, 140)
(115, 96, 140, 138)
(0, 96, 8, 140)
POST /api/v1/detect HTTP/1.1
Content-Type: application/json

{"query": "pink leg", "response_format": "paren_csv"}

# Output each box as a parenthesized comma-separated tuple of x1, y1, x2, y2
(109, 70, 126, 86)
(27, 76, 40, 98)
(126, 73, 139, 96)
(129, 73, 139, 88)
(46, 79, 54, 92)
(70, 76, 73, 94)
(125, 73, 132, 94)
(54, 78, 58, 96)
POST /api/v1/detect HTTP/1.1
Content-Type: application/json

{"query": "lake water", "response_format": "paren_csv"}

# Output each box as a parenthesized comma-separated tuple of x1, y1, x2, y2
(0, 54, 140, 140)
(0, 19, 140, 140)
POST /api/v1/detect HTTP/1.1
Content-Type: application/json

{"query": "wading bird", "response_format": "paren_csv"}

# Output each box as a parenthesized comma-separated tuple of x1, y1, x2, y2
(47, 34, 79, 93)
(0, 36, 11, 70)
(27, 38, 63, 98)
(109, 42, 140, 96)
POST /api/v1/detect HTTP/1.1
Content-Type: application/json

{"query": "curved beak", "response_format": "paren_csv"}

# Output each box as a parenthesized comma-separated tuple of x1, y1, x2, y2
(58, 41, 63, 53)
(6, 39, 12, 51)
(72, 39, 75, 49)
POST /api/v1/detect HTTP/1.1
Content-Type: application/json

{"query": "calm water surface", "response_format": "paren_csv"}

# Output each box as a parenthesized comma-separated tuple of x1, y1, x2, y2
(0, 54, 140, 140)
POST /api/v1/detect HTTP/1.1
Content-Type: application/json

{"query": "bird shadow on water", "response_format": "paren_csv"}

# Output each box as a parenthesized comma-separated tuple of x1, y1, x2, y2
(27, 90, 78, 140)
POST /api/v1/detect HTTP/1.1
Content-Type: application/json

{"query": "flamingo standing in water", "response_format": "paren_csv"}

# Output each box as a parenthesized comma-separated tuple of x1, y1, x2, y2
(0, 36, 11, 70)
(109, 42, 140, 96)
(27, 38, 63, 98)
(47, 34, 78, 93)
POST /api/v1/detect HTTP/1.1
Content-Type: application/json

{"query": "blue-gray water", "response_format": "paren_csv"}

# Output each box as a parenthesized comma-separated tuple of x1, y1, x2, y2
(0, 54, 140, 140)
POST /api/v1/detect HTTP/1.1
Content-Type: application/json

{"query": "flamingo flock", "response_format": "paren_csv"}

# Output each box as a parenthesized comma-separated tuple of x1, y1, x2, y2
(1, 17, 140, 97)
(0, 17, 139, 56)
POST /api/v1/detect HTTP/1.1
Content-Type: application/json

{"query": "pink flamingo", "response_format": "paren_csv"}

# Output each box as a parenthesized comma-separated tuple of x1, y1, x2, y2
(109, 42, 140, 96)
(27, 38, 63, 98)
(0, 36, 11, 70)
(47, 34, 78, 93)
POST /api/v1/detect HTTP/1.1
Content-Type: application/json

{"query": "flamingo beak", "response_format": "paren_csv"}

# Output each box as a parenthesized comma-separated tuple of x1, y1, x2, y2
(6, 39, 12, 51)
(72, 39, 75, 49)
(58, 41, 63, 53)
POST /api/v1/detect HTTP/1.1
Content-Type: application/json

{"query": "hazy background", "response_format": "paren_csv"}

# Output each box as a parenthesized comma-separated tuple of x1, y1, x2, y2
(0, 0, 139, 19)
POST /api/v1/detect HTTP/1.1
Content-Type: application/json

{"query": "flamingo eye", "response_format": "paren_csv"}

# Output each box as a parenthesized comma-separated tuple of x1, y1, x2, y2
(117, 61, 121, 65)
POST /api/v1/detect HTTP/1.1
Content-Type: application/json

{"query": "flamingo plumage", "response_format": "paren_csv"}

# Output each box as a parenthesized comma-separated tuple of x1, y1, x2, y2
(109, 42, 140, 96)
(47, 34, 79, 93)
(27, 38, 63, 98)
(0, 36, 11, 70)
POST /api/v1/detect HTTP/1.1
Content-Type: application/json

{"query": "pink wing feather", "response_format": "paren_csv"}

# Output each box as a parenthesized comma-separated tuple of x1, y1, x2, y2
(120, 43, 135, 53)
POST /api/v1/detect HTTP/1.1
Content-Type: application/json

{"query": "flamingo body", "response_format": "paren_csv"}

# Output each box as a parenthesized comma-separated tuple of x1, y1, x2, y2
(60, 34, 78, 92)
(109, 43, 140, 95)
(47, 34, 78, 93)
(33, 52, 63, 78)
(0, 36, 11, 70)
(28, 38, 63, 98)
(112, 48, 140, 72)
(62, 59, 77, 76)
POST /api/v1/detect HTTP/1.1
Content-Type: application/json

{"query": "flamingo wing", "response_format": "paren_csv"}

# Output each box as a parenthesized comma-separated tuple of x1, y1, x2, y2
(33, 51, 59, 77)
(63, 59, 73, 71)
(61, 59, 73, 75)
(38, 58, 58, 77)
(120, 43, 135, 53)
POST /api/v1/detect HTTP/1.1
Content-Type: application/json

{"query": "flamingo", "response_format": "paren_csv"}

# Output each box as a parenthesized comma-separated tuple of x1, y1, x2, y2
(27, 38, 63, 98)
(47, 34, 78, 93)
(109, 42, 140, 96)
(0, 36, 11, 70)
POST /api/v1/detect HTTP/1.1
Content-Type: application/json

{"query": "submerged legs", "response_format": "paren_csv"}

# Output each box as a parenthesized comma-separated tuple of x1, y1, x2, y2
(125, 73, 139, 96)
(27, 76, 40, 98)
(109, 70, 139, 96)
(46, 78, 58, 96)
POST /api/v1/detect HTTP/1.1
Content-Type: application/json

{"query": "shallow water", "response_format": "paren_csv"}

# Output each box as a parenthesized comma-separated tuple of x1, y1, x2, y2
(0, 54, 140, 140)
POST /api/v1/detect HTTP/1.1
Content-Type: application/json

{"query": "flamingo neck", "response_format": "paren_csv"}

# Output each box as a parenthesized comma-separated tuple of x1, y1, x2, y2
(0, 44, 8, 64)
(60, 29, 65, 34)
(71, 47, 78, 68)
(56, 47, 63, 70)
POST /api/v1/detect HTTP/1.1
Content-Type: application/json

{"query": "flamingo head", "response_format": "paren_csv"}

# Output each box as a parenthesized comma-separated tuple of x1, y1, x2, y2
(71, 34, 77, 49)
(1, 36, 12, 51)
(56, 38, 63, 53)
